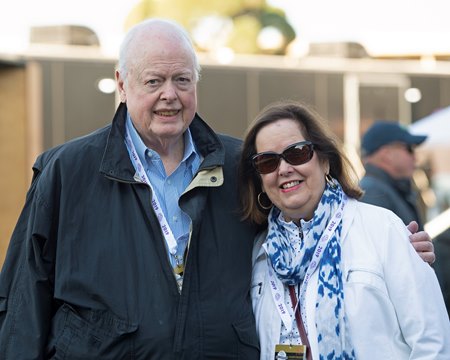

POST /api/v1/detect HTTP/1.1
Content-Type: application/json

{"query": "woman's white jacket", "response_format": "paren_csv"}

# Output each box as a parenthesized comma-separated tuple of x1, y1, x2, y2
(251, 199, 450, 359)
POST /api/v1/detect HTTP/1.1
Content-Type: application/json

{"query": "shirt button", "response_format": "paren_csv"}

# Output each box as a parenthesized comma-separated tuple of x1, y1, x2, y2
(167, 179, 172, 185)
(210, 176, 217, 182)
(173, 216, 178, 222)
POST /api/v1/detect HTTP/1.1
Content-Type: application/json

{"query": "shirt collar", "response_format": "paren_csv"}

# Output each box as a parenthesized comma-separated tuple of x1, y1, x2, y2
(125, 112, 199, 166)
(278, 211, 312, 240)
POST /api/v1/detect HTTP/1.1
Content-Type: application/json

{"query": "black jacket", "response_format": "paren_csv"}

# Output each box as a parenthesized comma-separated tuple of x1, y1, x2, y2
(360, 163, 424, 229)
(0, 103, 260, 359)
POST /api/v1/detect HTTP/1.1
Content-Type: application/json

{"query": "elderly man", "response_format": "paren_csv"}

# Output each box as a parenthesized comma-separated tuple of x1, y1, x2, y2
(360, 121, 427, 229)
(0, 20, 434, 359)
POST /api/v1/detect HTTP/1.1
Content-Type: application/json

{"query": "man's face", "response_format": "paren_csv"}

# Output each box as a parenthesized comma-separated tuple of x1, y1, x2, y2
(384, 142, 417, 178)
(116, 36, 197, 150)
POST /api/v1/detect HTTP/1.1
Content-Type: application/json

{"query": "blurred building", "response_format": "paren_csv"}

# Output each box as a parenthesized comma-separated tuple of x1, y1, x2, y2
(30, 25, 100, 47)
(1, 31, 450, 265)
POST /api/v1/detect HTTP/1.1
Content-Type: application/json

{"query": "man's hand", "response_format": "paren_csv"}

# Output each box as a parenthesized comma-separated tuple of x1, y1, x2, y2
(407, 221, 435, 265)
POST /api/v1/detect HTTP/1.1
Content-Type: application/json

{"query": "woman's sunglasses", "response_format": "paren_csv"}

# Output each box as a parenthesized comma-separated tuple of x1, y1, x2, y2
(251, 141, 314, 174)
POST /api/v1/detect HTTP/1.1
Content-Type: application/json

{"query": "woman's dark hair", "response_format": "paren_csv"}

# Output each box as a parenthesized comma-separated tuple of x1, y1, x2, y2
(238, 100, 363, 225)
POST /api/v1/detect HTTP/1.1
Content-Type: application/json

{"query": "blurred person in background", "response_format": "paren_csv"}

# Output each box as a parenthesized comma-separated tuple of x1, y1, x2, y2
(238, 100, 450, 359)
(359, 121, 427, 230)
(434, 227, 450, 317)
(423, 146, 450, 317)
(0, 19, 435, 359)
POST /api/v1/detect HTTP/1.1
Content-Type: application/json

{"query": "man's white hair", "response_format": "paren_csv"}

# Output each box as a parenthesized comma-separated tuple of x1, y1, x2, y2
(118, 18, 201, 83)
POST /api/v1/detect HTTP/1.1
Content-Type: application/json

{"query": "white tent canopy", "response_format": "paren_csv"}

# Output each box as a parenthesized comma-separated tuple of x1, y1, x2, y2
(409, 106, 450, 148)
(411, 106, 450, 238)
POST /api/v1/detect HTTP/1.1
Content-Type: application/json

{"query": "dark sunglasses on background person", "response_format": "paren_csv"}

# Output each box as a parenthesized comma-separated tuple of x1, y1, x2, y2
(388, 142, 415, 154)
(251, 141, 314, 174)
(405, 144, 414, 154)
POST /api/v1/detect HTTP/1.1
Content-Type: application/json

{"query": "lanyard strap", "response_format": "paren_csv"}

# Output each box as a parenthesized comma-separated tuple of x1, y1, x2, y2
(288, 285, 312, 360)
(124, 128, 178, 255)
(267, 265, 293, 330)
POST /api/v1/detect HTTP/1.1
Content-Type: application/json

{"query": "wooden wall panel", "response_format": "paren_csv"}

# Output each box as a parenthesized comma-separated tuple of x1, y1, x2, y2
(0, 66, 29, 266)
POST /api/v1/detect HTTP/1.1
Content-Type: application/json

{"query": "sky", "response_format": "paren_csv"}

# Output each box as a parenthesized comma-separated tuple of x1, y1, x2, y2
(1, 0, 450, 57)
(276, 0, 450, 56)
(0, 0, 139, 55)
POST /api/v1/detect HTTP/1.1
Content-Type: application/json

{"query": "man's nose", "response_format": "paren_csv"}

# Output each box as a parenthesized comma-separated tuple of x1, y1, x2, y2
(160, 82, 177, 101)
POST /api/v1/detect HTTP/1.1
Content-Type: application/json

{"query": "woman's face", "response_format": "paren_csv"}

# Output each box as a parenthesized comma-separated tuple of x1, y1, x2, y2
(255, 118, 329, 221)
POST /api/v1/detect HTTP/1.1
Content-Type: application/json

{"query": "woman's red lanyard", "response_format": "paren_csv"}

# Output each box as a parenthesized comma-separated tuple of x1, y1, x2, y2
(289, 285, 312, 360)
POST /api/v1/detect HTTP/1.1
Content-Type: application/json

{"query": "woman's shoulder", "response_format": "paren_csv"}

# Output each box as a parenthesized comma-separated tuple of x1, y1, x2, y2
(343, 199, 412, 257)
(350, 199, 406, 228)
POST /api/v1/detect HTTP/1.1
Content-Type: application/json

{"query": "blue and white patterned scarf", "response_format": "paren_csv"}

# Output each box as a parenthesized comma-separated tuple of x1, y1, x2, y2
(265, 179, 356, 360)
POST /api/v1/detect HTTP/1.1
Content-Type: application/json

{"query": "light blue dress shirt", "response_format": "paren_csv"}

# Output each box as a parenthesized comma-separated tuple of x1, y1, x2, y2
(126, 114, 201, 268)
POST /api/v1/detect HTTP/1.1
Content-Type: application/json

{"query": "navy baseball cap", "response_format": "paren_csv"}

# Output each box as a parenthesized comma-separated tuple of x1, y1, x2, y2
(361, 121, 427, 156)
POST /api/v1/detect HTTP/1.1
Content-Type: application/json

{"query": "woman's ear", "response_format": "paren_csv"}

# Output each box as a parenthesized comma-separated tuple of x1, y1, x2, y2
(322, 159, 330, 175)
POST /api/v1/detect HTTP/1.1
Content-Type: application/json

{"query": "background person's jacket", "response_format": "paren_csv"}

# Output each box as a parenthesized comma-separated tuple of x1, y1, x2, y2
(0, 103, 260, 359)
(360, 163, 424, 229)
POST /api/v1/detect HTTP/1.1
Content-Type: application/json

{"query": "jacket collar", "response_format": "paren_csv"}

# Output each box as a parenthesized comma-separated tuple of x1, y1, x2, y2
(340, 198, 357, 245)
(189, 111, 225, 170)
(364, 163, 412, 196)
(99, 103, 225, 181)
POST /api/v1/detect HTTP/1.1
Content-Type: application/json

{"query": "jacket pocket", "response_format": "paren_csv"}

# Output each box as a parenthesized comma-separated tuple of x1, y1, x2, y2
(250, 280, 264, 300)
(345, 267, 388, 296)
(46, 303, 138, 359)
(250, 271, 266, 320)
(232, 312, 260, 358)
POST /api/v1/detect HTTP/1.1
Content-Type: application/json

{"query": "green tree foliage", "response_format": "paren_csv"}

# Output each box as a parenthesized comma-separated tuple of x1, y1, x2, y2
(124, 0, 296, 55)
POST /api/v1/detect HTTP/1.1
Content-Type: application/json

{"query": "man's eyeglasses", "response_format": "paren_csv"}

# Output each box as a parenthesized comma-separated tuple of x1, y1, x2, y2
(390, 142, 415, 154)
(251, 141, 314, 174)
(405, 144, 414, 154)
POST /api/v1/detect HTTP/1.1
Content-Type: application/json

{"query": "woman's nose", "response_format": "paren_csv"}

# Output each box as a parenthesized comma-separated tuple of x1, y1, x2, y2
(278, 158, 293, 175)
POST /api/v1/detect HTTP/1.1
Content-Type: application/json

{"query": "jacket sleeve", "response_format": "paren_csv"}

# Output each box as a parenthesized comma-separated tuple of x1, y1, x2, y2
(0, 165, 57, 359)
(383, 215, 450, 358)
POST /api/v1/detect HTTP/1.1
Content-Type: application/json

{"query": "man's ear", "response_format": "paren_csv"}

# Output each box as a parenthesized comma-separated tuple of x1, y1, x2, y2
(115, 70, 126, 103)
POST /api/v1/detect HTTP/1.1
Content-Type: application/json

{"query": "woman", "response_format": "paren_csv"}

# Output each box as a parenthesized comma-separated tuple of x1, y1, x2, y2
(238, 100, 450, 359)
